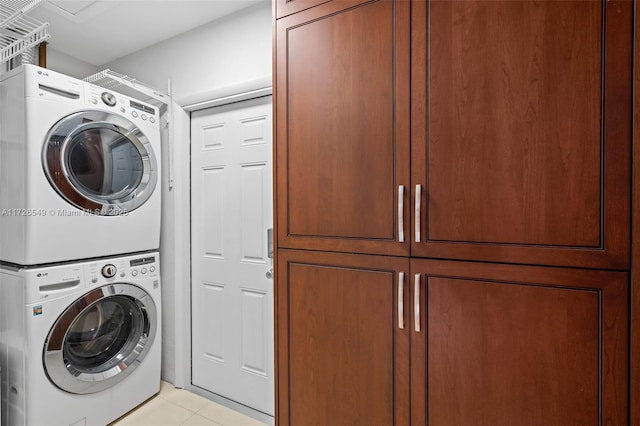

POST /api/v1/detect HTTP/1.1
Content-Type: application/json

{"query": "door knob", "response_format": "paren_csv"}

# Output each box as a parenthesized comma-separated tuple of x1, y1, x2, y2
(266, 268, 274, 279)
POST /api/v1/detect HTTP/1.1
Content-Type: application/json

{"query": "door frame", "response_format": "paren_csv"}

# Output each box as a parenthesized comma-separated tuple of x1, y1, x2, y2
(167, 85, 273, 419)
(189, 93, 275, 415)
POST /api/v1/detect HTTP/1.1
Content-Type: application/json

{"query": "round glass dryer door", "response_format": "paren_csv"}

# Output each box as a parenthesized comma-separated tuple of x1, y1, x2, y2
(43, 111, 158, 216)
(43, 283, 157, 395)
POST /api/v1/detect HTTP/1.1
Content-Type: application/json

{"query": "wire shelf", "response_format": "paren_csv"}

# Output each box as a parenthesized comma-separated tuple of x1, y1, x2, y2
(84, 69, 170, 107)
(0, 0, 49, 65)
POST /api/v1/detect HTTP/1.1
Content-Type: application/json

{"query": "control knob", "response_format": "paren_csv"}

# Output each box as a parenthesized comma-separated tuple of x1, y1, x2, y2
(102, 264, 117, 278)
(101, 92, 116, 107)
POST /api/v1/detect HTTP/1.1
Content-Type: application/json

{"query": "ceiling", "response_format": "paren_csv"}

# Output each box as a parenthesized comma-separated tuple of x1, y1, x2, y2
(29, 0, 267, 66)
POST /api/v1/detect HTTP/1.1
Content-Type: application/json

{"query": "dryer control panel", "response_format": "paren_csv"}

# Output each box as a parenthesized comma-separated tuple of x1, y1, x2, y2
(86, 85, 159, 126)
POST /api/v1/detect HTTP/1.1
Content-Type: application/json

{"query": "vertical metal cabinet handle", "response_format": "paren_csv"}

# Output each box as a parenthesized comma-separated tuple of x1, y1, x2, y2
(414, 273, 421, 332)
(415, 184, 422, 242)
(398, 272, 405, 329)
(398, 185, 405, 242)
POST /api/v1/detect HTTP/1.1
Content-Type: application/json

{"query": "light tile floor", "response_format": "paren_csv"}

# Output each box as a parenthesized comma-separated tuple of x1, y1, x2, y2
(110, 381, 268, 426)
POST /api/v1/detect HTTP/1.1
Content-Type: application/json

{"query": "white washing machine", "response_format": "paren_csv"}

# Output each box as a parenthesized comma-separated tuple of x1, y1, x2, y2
(0, 252, 161, 426)
(0, 64, 161, 265)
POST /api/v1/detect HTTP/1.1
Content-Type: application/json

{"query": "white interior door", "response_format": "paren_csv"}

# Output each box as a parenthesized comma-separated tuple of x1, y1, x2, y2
(191, 96, 273, 415)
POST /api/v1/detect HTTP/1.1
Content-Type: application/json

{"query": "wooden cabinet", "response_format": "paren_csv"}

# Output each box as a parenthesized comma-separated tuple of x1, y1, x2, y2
(410, 259, 628, 425)
(273, 0, 634, 425)
(274, 251, 628, 425)
(276, 0, 632, 267)
(275, 250, 409, 426)
(410, 0, 632, 269)
(275, 0, 410, 256)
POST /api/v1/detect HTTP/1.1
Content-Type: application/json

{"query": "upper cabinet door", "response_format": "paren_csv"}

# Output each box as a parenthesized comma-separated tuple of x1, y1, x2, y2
(275, 0, 410, 256)
(411, 0, 632, 269)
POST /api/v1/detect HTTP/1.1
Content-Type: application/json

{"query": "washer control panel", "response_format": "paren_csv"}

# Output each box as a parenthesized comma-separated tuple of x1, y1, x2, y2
(27, 252, 160, 303)
(87, 253, 159, 285)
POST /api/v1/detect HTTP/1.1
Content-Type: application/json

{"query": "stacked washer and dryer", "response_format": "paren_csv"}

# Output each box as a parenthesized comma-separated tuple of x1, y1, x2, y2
(0, 64, 163, 426)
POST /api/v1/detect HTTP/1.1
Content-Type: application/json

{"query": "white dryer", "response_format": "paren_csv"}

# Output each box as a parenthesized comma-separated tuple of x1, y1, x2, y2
(0, 251, 161, 426)
(0, 64, 161, 265)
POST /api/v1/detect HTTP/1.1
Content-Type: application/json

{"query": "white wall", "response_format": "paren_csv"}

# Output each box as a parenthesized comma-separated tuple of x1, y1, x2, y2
(45, 46, 99, 79)
(101, 1, 273, 387)
(103, 1, 272, 106)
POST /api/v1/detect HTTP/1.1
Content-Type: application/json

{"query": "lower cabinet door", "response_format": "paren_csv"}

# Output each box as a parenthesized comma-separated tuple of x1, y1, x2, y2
(276, 249, 410, 426)
(410, 259, 628, 426)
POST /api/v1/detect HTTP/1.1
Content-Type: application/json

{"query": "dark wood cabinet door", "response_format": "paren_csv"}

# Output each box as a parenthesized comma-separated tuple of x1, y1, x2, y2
(275, 0, 371, 19)
(275, 0, 410, 256)
(276, 250, 409, 426)
(411, 0, 632, 268)
(410, 259, 628, 425)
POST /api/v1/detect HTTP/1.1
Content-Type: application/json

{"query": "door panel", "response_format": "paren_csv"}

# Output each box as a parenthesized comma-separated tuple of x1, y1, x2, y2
(410, 259, 628, 426)
(191, 96, 274, 415)
(276, 250, 409, 426)
(240, 288, 270, 376)
(276, 0, 410, 256)
(411, 0, 631, 268)
(202, 169, 224, 257)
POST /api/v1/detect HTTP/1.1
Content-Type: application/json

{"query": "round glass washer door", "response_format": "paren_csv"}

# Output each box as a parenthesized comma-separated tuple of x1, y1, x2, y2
(43, 111, 158, 216)
(43, 283, 157, 395)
